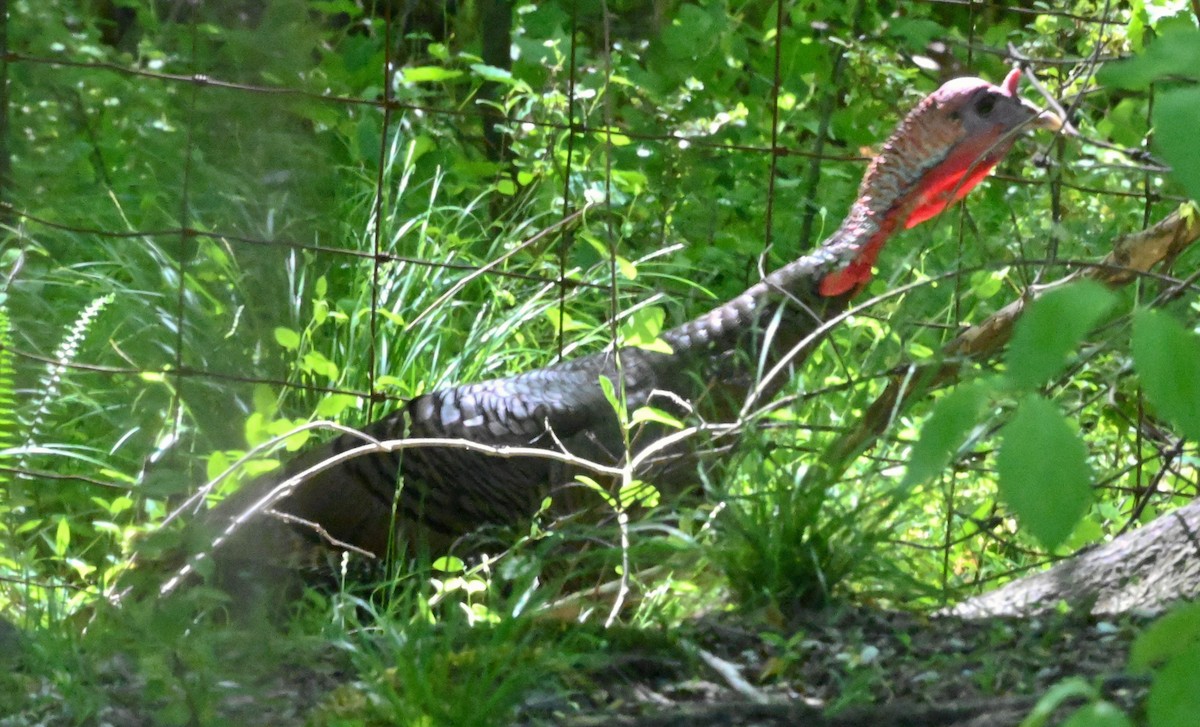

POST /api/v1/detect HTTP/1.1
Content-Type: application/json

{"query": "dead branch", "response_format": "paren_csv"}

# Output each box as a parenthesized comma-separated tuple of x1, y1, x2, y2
(823, 205, 1200, 474)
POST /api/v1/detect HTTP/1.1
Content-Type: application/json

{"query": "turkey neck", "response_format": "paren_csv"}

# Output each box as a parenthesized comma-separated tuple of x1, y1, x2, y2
(648, 189, 906, 414)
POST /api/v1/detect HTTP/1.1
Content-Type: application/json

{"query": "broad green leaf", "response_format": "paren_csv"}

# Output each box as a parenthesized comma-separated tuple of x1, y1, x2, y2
(253, 384, 278, 416)
(901, 382, 990, 490)
(354, 115, 379, 163)
(274, 326, 300, 351)
(1097, 27, 1200, 90)
(315, 393, 360, 418)
(1005, 280, 1116, 390)
(431, 555, 464, 573)
(1132, 309, 1200, 440)
(1148, 646, 1200, 727)
(1154, 87, 1200, 202)
(206, 450, 230, 481)
(660, 4, 718, 59)
(969, 268, 1005, 299)
(1130, 601, 1200, 672)
(302, 351, 340, 380)
(619, 306, 673, 354)
(244, 411, 268, 446)
(266, 418, 312, 452)
(996, 395, 1093, 550)
(544, 307, 590, 334)
(889, 18, 945, 50)
(106, 496, 133, 516)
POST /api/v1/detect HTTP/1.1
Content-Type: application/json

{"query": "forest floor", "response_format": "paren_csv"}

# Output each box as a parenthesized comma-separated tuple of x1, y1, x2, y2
(1, 602, 1149, 726)
(527, 606, 1148, 726)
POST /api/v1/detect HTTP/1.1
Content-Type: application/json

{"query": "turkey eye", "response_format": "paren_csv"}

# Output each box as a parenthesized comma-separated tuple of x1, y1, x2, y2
(975, 95, 997, 115)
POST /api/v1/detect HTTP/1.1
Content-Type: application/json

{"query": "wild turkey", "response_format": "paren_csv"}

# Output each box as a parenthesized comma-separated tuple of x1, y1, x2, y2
(157, 69, 1061, 595)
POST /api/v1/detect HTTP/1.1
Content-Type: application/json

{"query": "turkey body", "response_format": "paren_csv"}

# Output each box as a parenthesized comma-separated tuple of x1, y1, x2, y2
(212, 264, 843, 564)
(164, 69, 1059, 591)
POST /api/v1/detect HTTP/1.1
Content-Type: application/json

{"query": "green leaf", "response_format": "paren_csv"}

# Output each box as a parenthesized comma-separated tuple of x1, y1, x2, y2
(54, 517, 70, 557)
(619, 306, 674, 354)
(253, 384, 278, 416)
(431, 555, 464, 573)
(244, 411, 269, 446)
(315, 394, 359, 418)
(616, 256, 637, 280)
(1132, 309, 1200, 440)
(1018, 677, 1096, 727)
(206, 450, 230, 481)
(1097, 27, 1200, 90)
(593, 128, 632, 146)
(1005, 280, 1116, 390)
(302, 351, 340, 380)
(312, 298, 329, 326)
(1058, 702, 1133, 727)
(631, 406, 684, 430)
(265, 418, 312, 452)
(1154, 87, 1200, 202)
(660, 4, 717, 59)
(618, 479, 659, 509)
(575, 474, 616, 509)
(470, 63, 529, 93)
(401, 66, 463, 83)
(378, 309, 404, 327)
(996, 395, 1093, 550)
(1130, 602, 1200, 672)
(889, 18, 946, 50)
(1148, 645, 1200, 727)
(969, 268, 1005, 300)
(274, 327, 301, 351)
(597, 375, 621, 418)
(901, 382, 990, 490)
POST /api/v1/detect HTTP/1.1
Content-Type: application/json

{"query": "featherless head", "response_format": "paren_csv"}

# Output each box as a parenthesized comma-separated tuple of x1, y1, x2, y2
(819, 68, 1062, 297)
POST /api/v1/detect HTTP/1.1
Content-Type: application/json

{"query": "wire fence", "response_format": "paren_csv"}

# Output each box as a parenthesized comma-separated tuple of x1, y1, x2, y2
(0, 0, 1194, 604)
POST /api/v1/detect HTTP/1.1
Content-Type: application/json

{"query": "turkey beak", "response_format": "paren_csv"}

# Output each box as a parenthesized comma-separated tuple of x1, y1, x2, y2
(1003, 68, 1063, 132)
(1026, 101, 1063, 132)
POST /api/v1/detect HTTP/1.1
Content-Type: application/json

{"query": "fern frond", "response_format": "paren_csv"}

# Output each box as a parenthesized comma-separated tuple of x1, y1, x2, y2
(0, 305, 15, 492)
(20, 294, 113, 454)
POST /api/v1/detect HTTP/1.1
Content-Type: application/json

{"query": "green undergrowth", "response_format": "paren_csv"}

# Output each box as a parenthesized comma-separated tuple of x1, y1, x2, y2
(3, 1, 1200, 725)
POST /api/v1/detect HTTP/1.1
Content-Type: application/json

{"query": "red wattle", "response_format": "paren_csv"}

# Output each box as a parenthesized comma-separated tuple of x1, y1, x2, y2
(819, 142, 1004, 297)
(904, 159, 999, 229)
(818, 233, 888, 297)
(818, 266, 863, 297)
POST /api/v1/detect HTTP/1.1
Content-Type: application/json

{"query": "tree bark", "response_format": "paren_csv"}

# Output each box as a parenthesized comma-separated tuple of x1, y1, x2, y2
(950, 497, 1200, 617)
